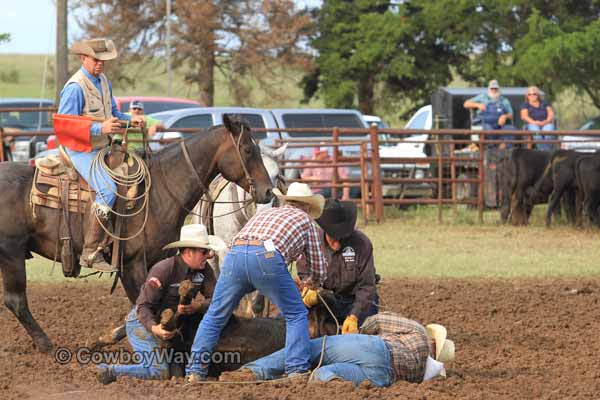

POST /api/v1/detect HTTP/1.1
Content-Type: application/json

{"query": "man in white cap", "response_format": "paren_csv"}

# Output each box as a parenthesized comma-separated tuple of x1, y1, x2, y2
(464, 79, 515, 148)
(57, 38, 145, 272)
(96, 224, 225, 384)
(221, 311, 455, 387)
(186, 182, 327, 382)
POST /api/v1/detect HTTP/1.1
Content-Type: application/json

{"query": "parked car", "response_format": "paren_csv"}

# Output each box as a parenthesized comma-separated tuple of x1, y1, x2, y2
(114, 96, 202, 114)
(150, 107, 368, 186)
(379, 105, 433, 198)
(148, 107, 278, 151)
(0, 98, 54, 161)
(363, 114, 390, 128)
(561, 116, 600, 152)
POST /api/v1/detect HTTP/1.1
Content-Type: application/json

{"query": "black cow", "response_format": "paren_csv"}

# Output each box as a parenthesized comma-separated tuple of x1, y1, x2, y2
(499, 148, 553, 225)
(576, 153, 600, 227)
(536, 150, 587, 227)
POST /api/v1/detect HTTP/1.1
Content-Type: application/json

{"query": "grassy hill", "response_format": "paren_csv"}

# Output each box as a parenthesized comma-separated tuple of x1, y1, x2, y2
(0, 53, 598, 128)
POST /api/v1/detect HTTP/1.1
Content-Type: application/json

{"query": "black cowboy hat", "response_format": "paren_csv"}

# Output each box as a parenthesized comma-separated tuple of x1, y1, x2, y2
(316, 199, 357, 240)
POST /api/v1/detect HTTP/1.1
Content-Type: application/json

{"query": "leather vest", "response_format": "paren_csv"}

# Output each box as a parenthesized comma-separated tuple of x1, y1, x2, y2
(65, 69, 112, 149)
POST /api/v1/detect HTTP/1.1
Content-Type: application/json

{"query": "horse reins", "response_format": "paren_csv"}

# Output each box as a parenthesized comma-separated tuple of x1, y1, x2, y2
(157, 126, 257, 219)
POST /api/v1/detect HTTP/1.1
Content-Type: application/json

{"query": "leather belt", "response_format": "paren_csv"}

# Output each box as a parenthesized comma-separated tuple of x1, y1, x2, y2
(233, 239, 264, 247)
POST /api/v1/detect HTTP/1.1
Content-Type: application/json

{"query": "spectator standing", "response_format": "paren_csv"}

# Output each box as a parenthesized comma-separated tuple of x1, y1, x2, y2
(520, 86, 555, 151)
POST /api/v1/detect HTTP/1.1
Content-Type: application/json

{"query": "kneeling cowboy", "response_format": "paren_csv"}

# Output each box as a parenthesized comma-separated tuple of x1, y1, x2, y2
(57, 38, 145, 272)
(298, 199, 379, 334)
(97, 224, 224, 384)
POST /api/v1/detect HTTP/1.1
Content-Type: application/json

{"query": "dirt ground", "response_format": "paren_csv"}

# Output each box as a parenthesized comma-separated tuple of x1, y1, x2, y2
(0, 277, 599, 399)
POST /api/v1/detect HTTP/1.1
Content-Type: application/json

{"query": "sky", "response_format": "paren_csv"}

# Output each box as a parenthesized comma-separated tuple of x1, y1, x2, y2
(0, 0, 323, 54)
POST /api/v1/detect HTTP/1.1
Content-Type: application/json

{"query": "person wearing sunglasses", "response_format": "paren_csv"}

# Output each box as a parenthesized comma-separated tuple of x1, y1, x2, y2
(124, 100, 166, 151)
(464, 79, 515, 149)
(520, 86, 555, 151)
(96, 224, 226, 384)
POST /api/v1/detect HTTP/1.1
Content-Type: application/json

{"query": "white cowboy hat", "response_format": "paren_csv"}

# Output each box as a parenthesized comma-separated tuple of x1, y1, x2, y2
(426, 323, 455, 364)
(163, 224, 226, 252)
(273, 182, 325, 219)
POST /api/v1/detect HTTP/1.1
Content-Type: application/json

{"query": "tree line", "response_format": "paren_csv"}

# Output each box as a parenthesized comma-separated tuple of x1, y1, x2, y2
(72, 0, 600, 118)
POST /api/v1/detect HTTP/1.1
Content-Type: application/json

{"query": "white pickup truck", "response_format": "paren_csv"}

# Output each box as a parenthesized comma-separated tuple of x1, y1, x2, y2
(377, 105, 433, 198)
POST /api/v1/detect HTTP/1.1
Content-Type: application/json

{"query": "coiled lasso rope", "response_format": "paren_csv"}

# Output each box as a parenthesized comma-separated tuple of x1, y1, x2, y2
(89, 146, 152, 241)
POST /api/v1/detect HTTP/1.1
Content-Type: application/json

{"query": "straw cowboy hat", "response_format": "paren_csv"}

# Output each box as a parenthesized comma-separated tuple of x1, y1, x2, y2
(163, 224, 226, 252)
(273, 182, 325, 219)
(426, 323, 455, 363)
(316, 199, 357, 240)
(71, 38, 118, 61)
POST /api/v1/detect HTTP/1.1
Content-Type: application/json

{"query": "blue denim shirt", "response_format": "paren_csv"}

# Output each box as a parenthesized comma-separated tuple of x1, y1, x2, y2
(57, 67, 130, 136)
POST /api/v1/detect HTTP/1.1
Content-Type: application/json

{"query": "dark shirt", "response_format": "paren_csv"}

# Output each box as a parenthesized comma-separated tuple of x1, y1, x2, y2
(297, 229, 377, 319)
(136, 255, 216, 332)
(520, 101, 549, 122)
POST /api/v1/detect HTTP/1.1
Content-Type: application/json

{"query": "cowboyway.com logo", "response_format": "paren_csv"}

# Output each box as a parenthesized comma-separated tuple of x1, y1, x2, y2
(54, 346, 240, 366)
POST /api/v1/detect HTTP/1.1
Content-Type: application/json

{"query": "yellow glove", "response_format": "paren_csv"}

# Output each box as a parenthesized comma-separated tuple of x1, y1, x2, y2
(342, 315, 359, 334)
(301, 287, 319, 308)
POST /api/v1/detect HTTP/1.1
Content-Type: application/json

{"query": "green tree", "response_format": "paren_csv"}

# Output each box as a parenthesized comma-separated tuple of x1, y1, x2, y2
(303, 0, 474, 117)
(511, 9, 600, 108)
(0, 33, 10, 44)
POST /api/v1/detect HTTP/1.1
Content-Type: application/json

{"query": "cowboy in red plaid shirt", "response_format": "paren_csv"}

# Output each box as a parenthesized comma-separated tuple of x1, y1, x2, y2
(186, 182, 327, 382)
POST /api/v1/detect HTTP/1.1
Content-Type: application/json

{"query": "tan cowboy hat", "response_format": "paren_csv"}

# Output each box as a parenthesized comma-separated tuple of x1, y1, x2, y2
(163, 224, 226, 252)
(71, 38, 118, 61)
(426, 324, 455, 363)
(273, 182, 325, 219)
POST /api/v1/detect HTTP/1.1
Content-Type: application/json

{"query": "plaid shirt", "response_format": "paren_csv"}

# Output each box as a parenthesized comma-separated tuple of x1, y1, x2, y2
(234, 204, 327, 284)
(360, 312, 431, 383)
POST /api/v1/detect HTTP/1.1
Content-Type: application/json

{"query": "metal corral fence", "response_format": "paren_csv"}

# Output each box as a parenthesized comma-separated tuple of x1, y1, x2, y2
(5, 107, 600, 224)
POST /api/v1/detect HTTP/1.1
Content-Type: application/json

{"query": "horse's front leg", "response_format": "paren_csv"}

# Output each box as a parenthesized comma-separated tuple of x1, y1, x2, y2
(94, 257, 148, 348)
(1, 253, 53, 352)
(120, 256, 149, 304)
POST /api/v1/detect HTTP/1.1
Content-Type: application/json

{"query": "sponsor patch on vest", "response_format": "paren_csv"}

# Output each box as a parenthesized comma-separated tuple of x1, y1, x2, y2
(191, 272, 205, 285)
(342, 246, 356, 263)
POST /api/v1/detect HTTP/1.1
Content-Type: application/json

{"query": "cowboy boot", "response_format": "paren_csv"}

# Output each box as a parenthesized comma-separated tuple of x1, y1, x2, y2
(79, 204, 117, 273)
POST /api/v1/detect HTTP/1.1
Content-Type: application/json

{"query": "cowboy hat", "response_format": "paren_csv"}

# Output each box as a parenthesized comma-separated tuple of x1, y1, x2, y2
(273, 182, 325, 219)
(316, 199, 357, 240)
(426, 323, 455, 363)
(163, 224, 226, 252)
(71, 38, 118, 61)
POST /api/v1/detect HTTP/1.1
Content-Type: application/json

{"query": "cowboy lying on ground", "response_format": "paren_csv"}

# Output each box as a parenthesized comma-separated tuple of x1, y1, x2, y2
(297, 199, 379, 333)
(57, 38, 146, 273)
(96, 224, 225, 384)
(185, 182, 328, 383)
(219, 312, 455, 387)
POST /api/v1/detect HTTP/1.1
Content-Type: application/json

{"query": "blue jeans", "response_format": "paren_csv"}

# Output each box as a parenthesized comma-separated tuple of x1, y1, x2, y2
(186, 245, 310, 377)
(65, 147, 117, 207)
(527, 123, 555, 151)
(246, 334, 395, 387)
(99, 309, 170, 380)
(483, 123, 515, 149)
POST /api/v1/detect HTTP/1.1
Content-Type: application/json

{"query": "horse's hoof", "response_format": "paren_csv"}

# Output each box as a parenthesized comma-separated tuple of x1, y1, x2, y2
(36, 338, 54, 353)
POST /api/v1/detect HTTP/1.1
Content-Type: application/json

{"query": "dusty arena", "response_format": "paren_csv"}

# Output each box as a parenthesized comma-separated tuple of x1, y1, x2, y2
(1, 277, 598, 399)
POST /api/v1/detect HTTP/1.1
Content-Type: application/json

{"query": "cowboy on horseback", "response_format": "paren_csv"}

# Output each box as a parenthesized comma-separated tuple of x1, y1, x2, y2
(57, 38, 145, 273)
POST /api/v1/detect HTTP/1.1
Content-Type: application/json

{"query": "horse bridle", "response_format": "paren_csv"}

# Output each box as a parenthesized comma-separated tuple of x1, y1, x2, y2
(231, 124, 257, 201)
(179, 123, 256, 204)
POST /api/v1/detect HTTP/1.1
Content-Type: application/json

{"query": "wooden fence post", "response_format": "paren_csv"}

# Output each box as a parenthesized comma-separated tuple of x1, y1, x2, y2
(368, 124, 384, 222)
